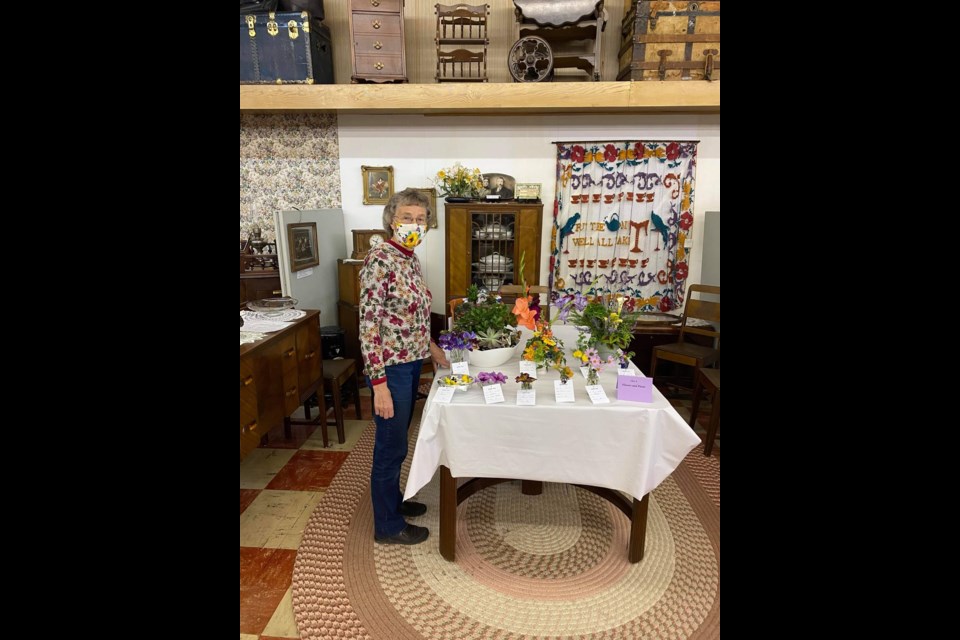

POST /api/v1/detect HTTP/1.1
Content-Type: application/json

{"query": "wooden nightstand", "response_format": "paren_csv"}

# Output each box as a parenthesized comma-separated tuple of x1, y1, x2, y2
(349, 0, 407, 83)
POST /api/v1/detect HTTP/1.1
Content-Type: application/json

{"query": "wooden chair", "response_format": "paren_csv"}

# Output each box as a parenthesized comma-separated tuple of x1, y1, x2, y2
(321, 358, 362, 447)
(689, 367, 720, 456)
(650, 284, 719, 392)
(497, 284, 551, 322)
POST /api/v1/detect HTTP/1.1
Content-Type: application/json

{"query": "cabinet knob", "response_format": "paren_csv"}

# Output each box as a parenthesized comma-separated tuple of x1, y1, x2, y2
(284, 348, 296, 358)
(372, 20, 381, 29)
(375, 61, 384, 70)
(242, 421, 258, 434)
(371, 0, 380, 6)
(285, 387, 297, 397)
(242, 375, 254, 387)
(373, 40, 382, 50)
(304, 350, 316, 359)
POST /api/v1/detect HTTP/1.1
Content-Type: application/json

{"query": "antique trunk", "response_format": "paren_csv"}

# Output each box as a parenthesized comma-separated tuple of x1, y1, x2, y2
(240, 11, 333, 84)
(617, 1, 720, 81)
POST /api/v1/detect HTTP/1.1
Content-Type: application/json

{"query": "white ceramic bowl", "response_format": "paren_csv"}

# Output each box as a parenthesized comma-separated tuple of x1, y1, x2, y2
(468, 345, 515, 367)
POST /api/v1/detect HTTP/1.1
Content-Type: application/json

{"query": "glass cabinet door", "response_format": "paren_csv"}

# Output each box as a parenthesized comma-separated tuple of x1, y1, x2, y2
(471, 209, 517, 291)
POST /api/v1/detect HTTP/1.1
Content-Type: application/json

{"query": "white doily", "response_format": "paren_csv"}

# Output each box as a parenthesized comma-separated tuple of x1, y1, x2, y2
(241, 309, 307, 322)
(240, 331, 267, 345)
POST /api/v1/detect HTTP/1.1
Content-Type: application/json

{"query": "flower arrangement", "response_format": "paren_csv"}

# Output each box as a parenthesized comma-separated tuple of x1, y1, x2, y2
(476, 371, 507, 386)
(438, 330, 478, 363)
(572, 347, 618, 386)
(522, 323, 567, 371)
(558, 365, 575, 384)
(453, 285, 519, 351)
(560, 292, 640, 352)
(437, 374, 475, 390)
(515, 372, 537, 390)
(433, 162, 484, 198)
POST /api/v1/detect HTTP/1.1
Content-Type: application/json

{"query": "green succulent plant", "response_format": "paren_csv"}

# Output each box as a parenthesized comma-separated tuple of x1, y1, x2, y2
(453, 294, 519, 351)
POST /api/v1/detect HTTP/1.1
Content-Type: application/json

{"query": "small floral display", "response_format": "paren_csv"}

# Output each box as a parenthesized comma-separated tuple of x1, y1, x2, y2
(438, 330, 478, 362)
(559, 292, 640, 352)
(522, 323, 567, 370)
(558, 366, 575, 384)
(573, 347, 618, 386)
(437, 374, 475, 388)
(476, 371, 507, 386)
(433, 162, 484, 198)
(515, 372, 537, 390)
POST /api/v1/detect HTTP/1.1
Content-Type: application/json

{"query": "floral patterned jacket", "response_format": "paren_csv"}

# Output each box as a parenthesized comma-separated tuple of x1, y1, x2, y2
(359, 239, 432, 385)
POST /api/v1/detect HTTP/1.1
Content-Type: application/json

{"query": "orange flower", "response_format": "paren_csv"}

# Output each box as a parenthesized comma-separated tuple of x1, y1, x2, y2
(512, 296, 537, 330)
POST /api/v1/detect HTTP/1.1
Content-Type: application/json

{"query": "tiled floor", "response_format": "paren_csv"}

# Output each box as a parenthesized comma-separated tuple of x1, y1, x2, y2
(239, 378, 718, 638)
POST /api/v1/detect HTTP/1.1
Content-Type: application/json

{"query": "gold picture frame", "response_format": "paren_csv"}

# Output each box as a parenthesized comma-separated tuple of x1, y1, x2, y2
(287, 222, 319, 272)
(413, 187, 439, 229)
(362, 165, 394, 205)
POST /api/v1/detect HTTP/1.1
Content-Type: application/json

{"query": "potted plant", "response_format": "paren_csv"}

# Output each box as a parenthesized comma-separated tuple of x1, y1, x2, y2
(453, 285, 521, 367)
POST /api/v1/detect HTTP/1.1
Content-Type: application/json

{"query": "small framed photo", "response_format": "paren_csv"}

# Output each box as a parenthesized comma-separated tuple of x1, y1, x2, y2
(362, 165, 394, 205)
(481, 173, 516, 200)
(287, 222, 319, 272)
(515, 182, 542, 201)
(413, 187, 439, 229)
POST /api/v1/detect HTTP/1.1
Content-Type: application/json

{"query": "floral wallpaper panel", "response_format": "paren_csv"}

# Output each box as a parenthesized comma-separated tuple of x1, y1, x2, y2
(240, 113, 341, 242)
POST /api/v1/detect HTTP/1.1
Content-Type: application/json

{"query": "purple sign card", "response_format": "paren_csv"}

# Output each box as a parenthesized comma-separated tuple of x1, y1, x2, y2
(617, 375, 653, 403)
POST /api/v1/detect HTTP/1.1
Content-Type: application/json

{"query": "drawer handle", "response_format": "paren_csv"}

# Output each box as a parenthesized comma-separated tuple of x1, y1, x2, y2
(303, 350, 317, 359)
(375, 61, 384, 70)
(374, 40, 382, 50)
(272, 289, 282, 295)
(371, 0, 380, 6)
(242, 375, 254, 386)
(285, 387, 297, 397)
(372, 20, 381, 29)
(284, 348, 296, 358)
(242, 421, 258, 434)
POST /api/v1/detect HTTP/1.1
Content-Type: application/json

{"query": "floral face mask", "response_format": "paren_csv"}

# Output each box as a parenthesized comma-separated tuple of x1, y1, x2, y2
(395, 223, 426, 249)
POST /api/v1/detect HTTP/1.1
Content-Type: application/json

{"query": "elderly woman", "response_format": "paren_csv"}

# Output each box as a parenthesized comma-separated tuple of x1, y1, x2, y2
(359, 187, 450, 545)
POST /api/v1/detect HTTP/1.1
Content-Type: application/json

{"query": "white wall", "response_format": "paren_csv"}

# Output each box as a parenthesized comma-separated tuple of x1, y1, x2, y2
(337, 114, 720, 314)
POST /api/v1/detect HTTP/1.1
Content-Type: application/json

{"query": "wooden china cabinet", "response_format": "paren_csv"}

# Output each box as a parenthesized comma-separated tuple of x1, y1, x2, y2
(444, 202, 543, 309)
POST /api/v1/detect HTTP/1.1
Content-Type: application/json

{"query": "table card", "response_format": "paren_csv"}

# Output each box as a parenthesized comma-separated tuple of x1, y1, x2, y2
(516, 389, 536, 405)
(580, 366, 591, 379)
(433, 387, 456, 404)
(519, 361, 538, 377)
(585, 384, 610, 404)
(451, 361, 471, 375)
(616, 368, 636, 388)
(482, 384, 505, 404)
(617, 375, 653, 403)
(554, 380, 576, 402)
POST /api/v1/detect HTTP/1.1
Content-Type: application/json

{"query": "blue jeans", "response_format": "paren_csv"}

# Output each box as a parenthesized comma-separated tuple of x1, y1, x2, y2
(367, 359, 422, 537)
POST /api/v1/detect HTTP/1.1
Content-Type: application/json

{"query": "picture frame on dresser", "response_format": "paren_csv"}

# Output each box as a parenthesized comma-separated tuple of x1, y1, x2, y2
(287, 222, 319, 272)
(362, 165, 394, 205)
(413, 187, 439, 229)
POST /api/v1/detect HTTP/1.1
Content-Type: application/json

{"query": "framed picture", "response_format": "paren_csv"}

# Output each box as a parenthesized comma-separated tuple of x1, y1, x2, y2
(481, 173, 516, 200)
(515, 182, 542, 201)
(362, 165, 394, 205)
(287, 222, 319, 272)
(413, 187, 439, 229)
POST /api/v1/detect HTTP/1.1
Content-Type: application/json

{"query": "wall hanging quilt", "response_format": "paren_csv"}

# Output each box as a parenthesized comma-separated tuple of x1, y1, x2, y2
(550, 140, 698, 312)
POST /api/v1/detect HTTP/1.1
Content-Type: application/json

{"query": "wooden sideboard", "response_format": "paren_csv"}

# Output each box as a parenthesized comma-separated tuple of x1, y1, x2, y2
(240, 309, 324, 461)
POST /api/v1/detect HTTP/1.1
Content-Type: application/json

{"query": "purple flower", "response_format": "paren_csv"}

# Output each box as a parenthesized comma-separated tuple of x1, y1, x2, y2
(477, 371, 507, 385)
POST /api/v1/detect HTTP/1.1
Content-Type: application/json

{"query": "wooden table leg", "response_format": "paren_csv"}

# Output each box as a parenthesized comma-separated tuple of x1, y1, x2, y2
(628, 494, 650, 563)
(521, 480, 543, 495)
(439, 465, 456, 561)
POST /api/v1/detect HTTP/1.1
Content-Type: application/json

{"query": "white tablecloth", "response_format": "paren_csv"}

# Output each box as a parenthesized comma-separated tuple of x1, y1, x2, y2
(403, 325, 701, 501)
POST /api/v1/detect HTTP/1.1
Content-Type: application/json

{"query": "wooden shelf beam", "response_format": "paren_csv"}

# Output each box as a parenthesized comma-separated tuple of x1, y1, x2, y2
(239, 81, 720, 114)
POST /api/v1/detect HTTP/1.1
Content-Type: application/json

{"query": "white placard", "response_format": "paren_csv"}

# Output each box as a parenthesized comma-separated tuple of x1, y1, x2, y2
(579, 366, 590, 379)
(617, 368, 637, 376)
(585, 384, 610, 404)
(516, 389, 536, 405)
(433, 387, 456, 404)
(519, 361, 538, 377)
(482, 384, 505, 404)
(296, 268, 313, 279)
(451, 361, 470, 375)
(554, 380, 576, 403)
